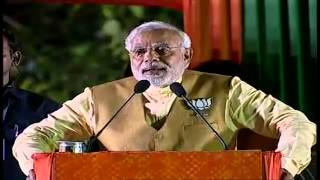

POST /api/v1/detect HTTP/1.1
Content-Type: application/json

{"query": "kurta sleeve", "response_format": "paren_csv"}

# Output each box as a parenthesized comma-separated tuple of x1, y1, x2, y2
(225, 76, 316, 176)
(12, 87, 96, 175)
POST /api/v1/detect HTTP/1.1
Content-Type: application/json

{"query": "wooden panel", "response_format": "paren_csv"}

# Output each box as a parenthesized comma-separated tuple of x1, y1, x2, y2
(33, 151, 270, 180)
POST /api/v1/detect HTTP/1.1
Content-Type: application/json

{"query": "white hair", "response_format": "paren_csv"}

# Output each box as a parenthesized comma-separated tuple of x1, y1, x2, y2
(125, 21, 191, 51)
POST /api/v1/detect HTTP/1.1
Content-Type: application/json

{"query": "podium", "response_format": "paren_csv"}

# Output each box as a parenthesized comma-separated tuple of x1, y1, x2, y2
(33, 150, 281, 180)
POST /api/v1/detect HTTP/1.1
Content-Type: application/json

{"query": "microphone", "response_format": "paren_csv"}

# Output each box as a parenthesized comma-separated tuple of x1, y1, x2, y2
(170, 82, 227, 150)
(87, 80, 150, 152)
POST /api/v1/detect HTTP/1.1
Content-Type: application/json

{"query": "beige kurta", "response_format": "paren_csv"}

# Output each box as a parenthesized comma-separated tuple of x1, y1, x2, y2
(12, 70, 316, 177)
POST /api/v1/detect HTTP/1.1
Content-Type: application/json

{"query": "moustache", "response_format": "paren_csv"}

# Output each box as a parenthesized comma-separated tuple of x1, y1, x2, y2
(141, 62, 168, 71)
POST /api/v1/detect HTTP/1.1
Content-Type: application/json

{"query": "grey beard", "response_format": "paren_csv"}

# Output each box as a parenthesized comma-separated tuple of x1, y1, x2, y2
(147, 73, 179, 88)
(148, 77, 168, 87)
(133, 65, 185, 88)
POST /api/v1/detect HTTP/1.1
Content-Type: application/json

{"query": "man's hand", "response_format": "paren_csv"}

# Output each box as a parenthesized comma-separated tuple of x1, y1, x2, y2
(281, 169, 294, 180)
(26, 169, 35, 180)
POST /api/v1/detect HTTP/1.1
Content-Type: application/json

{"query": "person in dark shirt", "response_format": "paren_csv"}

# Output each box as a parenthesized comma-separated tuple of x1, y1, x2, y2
(2, 28, 61, 180)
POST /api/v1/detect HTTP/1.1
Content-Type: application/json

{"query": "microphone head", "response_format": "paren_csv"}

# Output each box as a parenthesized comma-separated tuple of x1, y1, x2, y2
(170, 82, 186, 97)
(134, 80, 150, 93)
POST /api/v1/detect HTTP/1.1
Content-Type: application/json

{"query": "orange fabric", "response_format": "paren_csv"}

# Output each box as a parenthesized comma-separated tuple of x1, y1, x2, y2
(183, 0, 213, 68)
(32, 153, 54, 180)
(184, 0, 242, 68)
(210, 0, 242, 63)
(32, 150, 281, 179)
(263, 151, 282, 180)
(210, 0, 231, 61)
(230, 0, 242, 63)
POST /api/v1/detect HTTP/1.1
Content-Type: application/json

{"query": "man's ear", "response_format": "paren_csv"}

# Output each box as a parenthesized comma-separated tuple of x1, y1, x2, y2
(12, 51, 22, 66)
(183, 48, 193, 67)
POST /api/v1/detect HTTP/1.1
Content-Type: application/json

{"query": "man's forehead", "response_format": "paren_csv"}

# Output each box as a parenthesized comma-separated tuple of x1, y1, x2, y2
(132, 29, 181, 45)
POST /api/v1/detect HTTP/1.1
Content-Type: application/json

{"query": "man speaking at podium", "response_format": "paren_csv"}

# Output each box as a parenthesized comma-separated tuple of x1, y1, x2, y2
(12, 21, 316, 180)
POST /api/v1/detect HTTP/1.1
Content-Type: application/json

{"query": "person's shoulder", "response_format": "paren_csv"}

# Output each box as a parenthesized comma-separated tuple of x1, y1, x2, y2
(11, 87, 46, 100)
(185, 70, 233, 81)
(11, 87, 61, 111)
(12, 88, 58, 105)
(183, 70, 234, 90)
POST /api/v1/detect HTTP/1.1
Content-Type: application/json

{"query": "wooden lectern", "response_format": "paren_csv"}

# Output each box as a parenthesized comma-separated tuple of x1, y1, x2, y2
(33, 150, 281, 180)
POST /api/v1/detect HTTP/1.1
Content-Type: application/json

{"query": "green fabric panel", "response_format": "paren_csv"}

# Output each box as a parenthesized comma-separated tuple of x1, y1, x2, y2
(288, 0, 305, 108)
(309, 0, 317, 59)
(288, 0, 316, 119)
(275, 0, 290, 102)
(264, 0, 292, 103)
(305, 0, 317, 120)
(243, 0, 264, 87)
(263, 0, 282, 98)
(243, 0, 316, 120)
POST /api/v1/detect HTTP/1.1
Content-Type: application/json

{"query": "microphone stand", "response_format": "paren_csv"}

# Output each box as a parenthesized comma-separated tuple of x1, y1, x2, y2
(86, 80, 150, 152)
(170, 82, 227, 150)
(87, 93, 136, 152)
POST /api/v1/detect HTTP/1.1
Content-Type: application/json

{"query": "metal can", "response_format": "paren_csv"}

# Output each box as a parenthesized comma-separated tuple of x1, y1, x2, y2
(58, 141, 74, 152)
(73, 141, 86, 153)
(57, 141, 86, 153)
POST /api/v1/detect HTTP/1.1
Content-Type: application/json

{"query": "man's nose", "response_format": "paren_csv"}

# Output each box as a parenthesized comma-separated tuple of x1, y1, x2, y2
(143, 48, 160, 62)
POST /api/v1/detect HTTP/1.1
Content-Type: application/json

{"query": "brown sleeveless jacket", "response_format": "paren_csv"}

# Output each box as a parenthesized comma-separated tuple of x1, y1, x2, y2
(91, 70, 235, 151)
